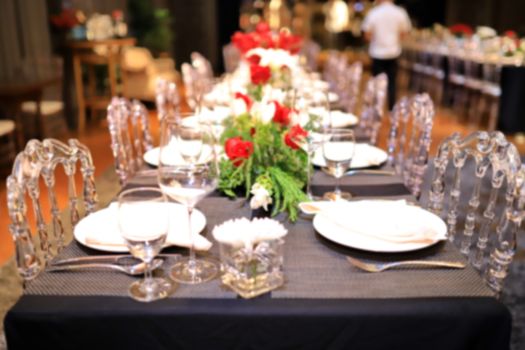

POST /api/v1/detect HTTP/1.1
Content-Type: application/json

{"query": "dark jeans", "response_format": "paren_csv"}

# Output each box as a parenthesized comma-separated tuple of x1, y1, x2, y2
(372, 58, 398, 110)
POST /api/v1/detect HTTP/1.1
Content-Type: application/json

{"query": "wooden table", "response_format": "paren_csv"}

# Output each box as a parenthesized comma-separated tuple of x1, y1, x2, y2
(0, 73, 62, 147)
(68, 38, 136, 133)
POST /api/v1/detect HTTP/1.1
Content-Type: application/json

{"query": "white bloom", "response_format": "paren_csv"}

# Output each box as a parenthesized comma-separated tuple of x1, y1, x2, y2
(251, 101, 276, 124)
(250, 183, 273, 211)
(231, 97, 249, 116)
(212, 217, 287, 250)
(476, 26, 497, 40)
(246, 48, 299, 70)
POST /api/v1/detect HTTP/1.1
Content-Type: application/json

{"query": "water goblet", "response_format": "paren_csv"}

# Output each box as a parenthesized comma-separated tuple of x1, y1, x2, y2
(322, 128, 356, 201)
(118, 187, 174, 302)
(289, 89, 330, 200)
(158, 115, 219, 284)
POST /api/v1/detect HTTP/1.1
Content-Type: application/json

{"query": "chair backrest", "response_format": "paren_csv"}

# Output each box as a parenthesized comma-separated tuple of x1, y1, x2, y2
(7, 138, 98, 280)
(300, 39, 321, 72)
(191, 51, 214, 80)
(181, 62, 199, 110)
(223, 43, 241, 73)
(107, 97, 154, 185)
(359, 73, 388, 144)
(155, 78, 180, 120)
(388, 93, 435, 198)
(342, 61, 363, 114)
(427, 131, 523, 293)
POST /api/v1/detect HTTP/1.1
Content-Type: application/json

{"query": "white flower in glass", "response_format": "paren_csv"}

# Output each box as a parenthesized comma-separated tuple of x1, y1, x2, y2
(250, 183, 273, 210)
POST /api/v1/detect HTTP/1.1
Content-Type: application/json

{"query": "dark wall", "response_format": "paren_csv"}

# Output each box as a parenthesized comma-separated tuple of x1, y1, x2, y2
(445, 0, 525, 34)
(168, 0, 241, 74)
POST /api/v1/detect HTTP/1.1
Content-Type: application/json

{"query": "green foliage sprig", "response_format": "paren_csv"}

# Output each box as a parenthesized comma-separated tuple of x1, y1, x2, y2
(218, 114, 309, 221)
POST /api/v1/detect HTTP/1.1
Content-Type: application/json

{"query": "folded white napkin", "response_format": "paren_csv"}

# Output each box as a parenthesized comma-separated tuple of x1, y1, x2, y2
(317, 200, 445, 245)
(78, 203, 212, 251)
(329, 110, 359, 128)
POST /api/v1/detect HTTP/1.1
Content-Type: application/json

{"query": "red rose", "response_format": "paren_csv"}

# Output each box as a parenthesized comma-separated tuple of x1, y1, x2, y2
(246, 53, 261, 65)
(504, 30, 517, 38)
(234, 92, 253, 110)
(277, 31, 303, 54)
(284, 125, 308, 150)
(256, 22, 271, 34)
(272, 101, 293, 126)
(250, 64, 271, 85)
(232, 32, 258, 53)
(225, 136, 254, 166)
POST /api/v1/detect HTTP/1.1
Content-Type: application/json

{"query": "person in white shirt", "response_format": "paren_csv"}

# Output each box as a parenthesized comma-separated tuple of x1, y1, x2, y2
(362, 0, 411, 109)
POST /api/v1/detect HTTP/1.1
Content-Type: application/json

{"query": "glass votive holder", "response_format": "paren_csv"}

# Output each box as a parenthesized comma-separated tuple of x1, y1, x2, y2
(218, 238, 284, 299)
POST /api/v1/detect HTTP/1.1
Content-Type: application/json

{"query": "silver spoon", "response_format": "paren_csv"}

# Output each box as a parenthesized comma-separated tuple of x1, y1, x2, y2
(46, 258, 164, 276)
(346, 256, 466, 272)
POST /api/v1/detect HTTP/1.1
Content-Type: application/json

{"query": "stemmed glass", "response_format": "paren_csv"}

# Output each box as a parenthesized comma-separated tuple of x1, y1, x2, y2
(322, 128, 356, 201)
(158, 115, 219, 284)
(118, 187, 174, 302)
(290, 88, 331, 200)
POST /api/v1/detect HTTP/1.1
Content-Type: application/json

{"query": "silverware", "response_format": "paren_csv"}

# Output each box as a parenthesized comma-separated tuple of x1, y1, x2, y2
(346, 256, 466, 272)
(51, 254, 181, 266)
(345, 169, 396, 176)
(322, 168, 396, 177)
(46, 258, 164, 276)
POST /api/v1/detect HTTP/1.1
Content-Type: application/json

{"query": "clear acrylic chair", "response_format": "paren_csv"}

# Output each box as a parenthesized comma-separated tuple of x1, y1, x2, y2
(341, 62, 363, 114)
(358, 73, 388, 145)
(107, 97, 154, 185)
(222, 43, 241, 73)
(155, 78, 180, 120)
(387, 93, 435, 198)
(427, 131, 523, 294)
(191, 51, 214, 80)
(181, 62, 199, 110)
(7, 138, 98, 281)
(300, 39, 321, 72)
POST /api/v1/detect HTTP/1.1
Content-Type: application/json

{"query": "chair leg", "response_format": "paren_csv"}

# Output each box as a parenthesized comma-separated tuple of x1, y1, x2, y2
(487, 97, 499, 131)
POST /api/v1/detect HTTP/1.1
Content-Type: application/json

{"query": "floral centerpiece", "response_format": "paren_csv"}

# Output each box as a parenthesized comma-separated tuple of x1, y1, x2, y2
(448, 23, 473, 38)
(218, 90, 310, 221)
(215, 23, 313, 221)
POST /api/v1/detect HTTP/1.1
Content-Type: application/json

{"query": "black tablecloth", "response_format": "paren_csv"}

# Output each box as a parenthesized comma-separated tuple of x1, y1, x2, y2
(5, 296, 509, 350)
(498, 65, 525, 133)
(3, 168, 512, 350)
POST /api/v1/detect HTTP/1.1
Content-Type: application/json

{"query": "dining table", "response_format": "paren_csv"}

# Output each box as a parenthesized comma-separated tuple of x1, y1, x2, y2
(3, 162, 511, 350)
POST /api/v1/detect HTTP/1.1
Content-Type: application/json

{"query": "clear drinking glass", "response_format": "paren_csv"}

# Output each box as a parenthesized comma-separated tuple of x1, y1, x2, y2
(322, 128, 356, 201)
(158, 115, 219, 284)
(290, 88, 330, 200)
(118, 187, 173, 302)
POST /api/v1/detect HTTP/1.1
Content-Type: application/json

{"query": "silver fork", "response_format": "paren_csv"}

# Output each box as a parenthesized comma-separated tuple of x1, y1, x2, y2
(346, 256, 466, 272)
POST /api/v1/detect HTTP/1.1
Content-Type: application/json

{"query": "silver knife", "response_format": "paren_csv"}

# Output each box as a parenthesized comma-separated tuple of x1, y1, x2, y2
(51, 253, 181, 266)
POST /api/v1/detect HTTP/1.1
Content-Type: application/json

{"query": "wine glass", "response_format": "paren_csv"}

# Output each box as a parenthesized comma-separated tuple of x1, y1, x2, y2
(118, 187, 174, 302)
(322, 128, 356, 201)
(158, 115, 219, 284)
(289, 88, 331, 200)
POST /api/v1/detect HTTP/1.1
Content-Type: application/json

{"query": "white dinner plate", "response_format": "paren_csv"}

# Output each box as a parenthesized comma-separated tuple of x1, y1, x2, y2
(312, 143, 388, 169)
(143, 144, 214, 167)
(74, 202, 207, 252)
(313, 200, 447, 253)
(329, 110, 358, 128)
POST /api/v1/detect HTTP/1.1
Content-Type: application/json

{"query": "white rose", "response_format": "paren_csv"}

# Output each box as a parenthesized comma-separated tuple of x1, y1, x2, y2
(251, 101, 276, 124)
(250, 183, 273, 211)
(231, 97, 248, 116)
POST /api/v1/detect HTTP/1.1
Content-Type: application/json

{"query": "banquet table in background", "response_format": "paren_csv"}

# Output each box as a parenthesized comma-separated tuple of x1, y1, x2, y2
(4, 168, 511, 350)
(403, 44, 525, 134)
